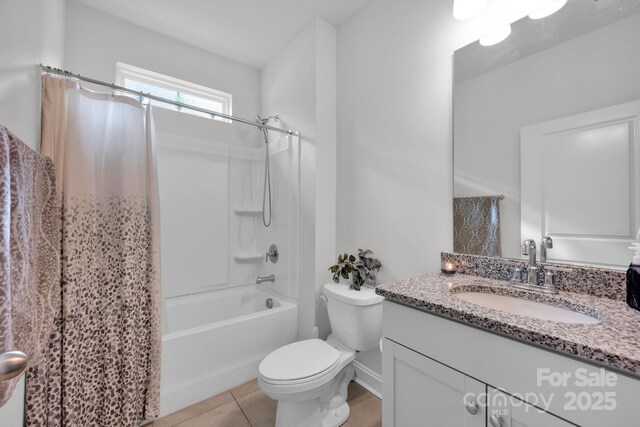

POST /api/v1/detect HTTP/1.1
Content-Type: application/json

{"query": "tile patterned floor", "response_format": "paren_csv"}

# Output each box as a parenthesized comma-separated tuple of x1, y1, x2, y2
(150, 379, 381, 427)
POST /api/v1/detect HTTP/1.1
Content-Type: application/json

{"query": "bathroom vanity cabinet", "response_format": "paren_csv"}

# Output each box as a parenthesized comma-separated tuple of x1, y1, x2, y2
(381, 300, 639, 427)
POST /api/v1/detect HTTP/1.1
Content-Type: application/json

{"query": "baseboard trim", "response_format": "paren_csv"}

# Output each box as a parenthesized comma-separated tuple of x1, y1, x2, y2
(352, 360, 382, 399)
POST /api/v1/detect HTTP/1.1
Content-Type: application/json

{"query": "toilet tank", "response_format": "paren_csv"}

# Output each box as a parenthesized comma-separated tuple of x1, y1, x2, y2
(323, 283, 384, 351)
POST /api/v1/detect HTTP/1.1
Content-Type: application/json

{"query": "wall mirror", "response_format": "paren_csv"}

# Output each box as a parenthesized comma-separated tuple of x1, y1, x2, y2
(453, 0, 640, 269)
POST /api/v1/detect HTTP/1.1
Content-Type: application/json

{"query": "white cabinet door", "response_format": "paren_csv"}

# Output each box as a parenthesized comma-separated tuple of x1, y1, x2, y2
(520, 99, 640, 268)
(382, 339, 486, 427)
(487, 387, 574, 427)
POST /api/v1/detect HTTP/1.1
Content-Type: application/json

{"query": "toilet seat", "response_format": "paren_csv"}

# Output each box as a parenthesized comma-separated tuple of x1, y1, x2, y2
(259, 339, 341, 385)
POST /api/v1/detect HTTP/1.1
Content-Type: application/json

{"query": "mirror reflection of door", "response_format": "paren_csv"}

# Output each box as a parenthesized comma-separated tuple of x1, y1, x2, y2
(521, 100, 640, 268)
(453, 1, 640, 268)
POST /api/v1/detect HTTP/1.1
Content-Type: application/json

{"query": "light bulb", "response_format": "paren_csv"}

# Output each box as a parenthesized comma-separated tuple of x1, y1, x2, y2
(479, 24, 512, 46)
(529, 0, 568, 20)
(453, 0, 488, 20)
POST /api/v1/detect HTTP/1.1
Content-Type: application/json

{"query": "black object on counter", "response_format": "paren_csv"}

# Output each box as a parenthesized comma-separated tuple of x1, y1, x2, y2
(627, 263, 640, 311)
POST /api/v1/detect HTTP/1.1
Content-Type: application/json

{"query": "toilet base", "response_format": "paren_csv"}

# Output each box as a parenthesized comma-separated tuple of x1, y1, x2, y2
(322, 402, 350, 427)
(274, 398, 350, 427)
(270, 362, 355, 427)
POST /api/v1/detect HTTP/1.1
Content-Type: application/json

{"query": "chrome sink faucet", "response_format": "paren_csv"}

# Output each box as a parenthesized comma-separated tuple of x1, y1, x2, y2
(500, 240, 569, 294)
(521, 239, 539, 286)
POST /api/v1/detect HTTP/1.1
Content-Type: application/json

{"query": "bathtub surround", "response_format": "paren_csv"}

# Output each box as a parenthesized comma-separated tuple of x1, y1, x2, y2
(441, 252, 627, 301)
(0, 126, 60, 406)
(155, 127, 299, 415)
(32, 75, 161, 425)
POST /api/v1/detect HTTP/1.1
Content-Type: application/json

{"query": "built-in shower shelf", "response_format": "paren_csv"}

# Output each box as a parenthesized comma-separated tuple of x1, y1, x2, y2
(233, 207, 263, 216)
(233, 253, 264, 263)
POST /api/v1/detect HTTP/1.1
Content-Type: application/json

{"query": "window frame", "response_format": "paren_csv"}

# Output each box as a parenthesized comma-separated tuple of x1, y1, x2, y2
(115, 62, 232, 122)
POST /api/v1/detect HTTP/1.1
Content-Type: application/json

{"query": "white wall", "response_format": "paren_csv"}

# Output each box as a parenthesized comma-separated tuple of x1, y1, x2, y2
(454, 13, 640, 258)
(0, 0, 65, 148)
(336, 0, 550, 285)
(64, 0, 261, 146)
(0, 1, 65, 423)
(261, 18, 337, 341)
(335, 0, 551, 376)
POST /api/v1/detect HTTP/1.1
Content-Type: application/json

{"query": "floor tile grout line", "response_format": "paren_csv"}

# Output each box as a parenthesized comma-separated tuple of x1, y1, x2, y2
(233, 393, 254, 427)
(160, 394, 236, 427)
(166, 403, 218, 427)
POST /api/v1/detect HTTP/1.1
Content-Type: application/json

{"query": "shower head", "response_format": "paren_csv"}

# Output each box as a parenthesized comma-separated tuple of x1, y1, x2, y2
(255, 114, 279, 126)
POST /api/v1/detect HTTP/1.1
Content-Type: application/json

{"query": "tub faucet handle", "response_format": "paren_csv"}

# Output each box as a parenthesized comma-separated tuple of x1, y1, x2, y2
(266, 244, 279, 263)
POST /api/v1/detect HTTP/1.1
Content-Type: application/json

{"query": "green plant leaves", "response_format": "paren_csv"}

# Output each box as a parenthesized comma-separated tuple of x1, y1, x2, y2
(329, 250, 382, 290)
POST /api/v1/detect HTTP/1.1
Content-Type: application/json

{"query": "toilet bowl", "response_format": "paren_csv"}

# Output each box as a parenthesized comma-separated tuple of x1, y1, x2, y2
(258, 283, 383, 427)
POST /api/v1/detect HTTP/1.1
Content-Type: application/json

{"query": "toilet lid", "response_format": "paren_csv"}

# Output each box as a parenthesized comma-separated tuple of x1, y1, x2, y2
(259, 339, 340, 382)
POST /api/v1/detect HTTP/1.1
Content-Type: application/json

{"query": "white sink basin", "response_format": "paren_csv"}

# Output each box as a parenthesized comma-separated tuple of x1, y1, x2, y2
(455, 292, 601, 324)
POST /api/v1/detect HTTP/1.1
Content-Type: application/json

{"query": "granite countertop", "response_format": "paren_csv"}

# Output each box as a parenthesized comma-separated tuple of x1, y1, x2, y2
(376, 273, 640, 377)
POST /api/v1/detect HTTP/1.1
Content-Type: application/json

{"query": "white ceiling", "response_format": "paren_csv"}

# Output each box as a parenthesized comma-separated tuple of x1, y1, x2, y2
(72, 0, 372, 69)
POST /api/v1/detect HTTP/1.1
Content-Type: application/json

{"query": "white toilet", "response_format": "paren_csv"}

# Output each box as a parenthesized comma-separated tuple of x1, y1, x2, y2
(258, 283, 384, 427)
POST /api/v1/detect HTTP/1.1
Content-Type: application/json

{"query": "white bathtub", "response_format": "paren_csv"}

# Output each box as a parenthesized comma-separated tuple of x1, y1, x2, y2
(160, 286, 297, 415)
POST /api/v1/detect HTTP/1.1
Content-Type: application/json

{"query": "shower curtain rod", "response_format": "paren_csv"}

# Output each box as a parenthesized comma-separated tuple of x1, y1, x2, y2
(39, 64, 298, 136)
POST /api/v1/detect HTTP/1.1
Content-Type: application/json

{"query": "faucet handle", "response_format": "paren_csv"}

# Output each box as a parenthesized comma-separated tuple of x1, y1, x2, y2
(499, 260, 523, 284)
(265, 244, 279, 263)
(511, 266, 522, 284)
(543, 270, 560, 293)
(542, 266, 573, 293)
(544, 270, 555, 287)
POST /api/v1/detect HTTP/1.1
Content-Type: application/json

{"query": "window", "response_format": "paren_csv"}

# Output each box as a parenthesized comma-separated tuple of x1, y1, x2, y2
(115, 62, 232, 122)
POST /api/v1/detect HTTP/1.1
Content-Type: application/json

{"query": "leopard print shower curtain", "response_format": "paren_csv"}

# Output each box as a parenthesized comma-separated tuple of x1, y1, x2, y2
(28, 74, 161, 426)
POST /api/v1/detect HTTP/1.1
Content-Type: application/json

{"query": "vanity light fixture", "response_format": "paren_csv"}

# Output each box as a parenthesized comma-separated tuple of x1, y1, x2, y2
(528, 0, 567, 20)
(453, 0, 488, 20)
(479, 24, 512, 46)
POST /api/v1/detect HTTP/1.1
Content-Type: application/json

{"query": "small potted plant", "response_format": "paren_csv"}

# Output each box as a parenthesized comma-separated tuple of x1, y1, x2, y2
(329, 249, 382, 291)
(329, 253, 356, 286)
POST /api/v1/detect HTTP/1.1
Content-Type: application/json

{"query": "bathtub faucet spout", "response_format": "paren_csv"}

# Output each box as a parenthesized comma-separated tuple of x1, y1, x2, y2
(256, 275, 275, 284)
